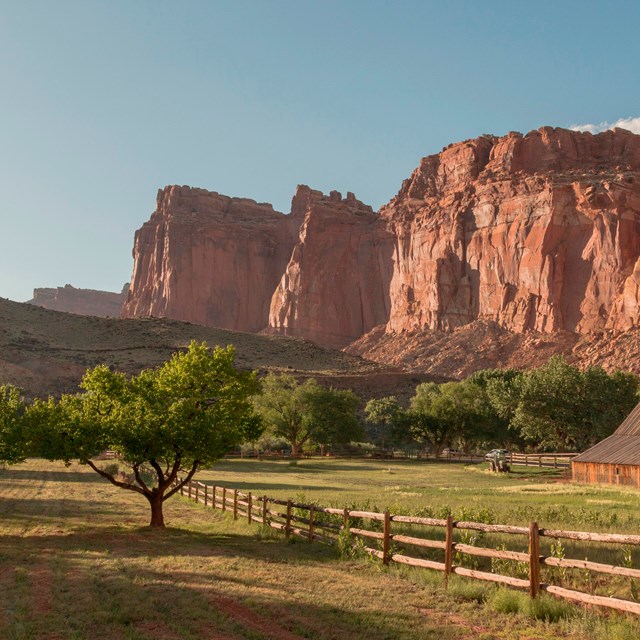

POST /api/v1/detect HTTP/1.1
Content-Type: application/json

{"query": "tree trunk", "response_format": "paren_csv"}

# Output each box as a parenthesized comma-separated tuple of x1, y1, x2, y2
(148, 492, 165, 528)
(291, 441, 301, 458)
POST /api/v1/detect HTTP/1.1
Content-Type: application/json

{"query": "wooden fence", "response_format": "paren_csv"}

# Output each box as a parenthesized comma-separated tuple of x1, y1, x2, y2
(172, 477, 640, 615)
(227, 450, 577, 469)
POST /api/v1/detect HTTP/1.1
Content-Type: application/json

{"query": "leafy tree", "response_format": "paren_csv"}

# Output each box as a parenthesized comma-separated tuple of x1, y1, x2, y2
(253, 374, 361, 456)
(29, 342, 262, 527)
(508, 356, 639, 451)
(364, 396, 400, 450)
(305, 386, 362, 452)
(0, 385, 27, 464)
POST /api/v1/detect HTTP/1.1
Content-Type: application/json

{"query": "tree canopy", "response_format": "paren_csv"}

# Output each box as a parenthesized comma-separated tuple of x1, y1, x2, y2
(364, 396, 401, 450)
(0, 385, 27, 464)
(29, 342, 262, 527)
(495, 356, 640, 451)
(252, 373, 362, 456)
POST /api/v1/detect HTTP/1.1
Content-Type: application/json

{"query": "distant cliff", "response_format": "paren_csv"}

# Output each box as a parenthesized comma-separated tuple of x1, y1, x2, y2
(28, 284, 128, 317)
(122, 127, 640, 358)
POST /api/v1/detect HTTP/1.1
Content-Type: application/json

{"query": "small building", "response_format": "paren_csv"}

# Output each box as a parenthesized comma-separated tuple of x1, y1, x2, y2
(572, 402, 640, 486)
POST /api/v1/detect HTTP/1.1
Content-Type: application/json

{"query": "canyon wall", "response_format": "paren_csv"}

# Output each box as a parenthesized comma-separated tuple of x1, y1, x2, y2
(381, 127, 640, 336)
(28, 283, 128, 317)
(267, 185, 394, 348)
(121, 186, 300, 333)
(122, 127, 640, 354)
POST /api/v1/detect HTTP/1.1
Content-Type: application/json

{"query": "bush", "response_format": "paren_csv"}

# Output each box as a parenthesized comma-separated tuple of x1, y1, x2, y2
(489, 588, 526, 614)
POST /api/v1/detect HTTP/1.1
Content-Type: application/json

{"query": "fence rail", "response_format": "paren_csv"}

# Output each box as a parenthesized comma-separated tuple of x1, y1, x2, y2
(226, 450, 578, 469)
(172, 477, 640, 616)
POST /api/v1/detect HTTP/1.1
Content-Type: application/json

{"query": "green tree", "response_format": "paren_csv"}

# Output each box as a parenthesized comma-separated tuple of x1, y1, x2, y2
(364, 396, 400, 450)
(29, 342, 262, 527)
(0, 385, 27, 464)
(253, 374, 361, 456)
(509, 356, 639, 451)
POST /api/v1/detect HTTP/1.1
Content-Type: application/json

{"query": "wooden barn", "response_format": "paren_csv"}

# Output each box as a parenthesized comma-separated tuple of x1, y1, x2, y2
(572, 402, 640, 486)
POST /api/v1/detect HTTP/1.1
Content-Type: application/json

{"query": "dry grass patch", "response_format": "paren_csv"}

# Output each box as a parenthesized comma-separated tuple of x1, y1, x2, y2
(1, 460, 639, 640)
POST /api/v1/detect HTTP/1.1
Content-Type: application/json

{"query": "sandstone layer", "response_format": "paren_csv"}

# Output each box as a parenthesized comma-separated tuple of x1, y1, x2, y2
(28, 284, 128, 317)
(122, 127, 640, 366)
(381, 127, 640, 337)
(121, 186, 300, 333)
(267, 186, 394, 348)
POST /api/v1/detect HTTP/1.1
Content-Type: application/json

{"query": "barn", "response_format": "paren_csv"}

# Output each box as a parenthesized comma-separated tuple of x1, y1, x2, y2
(572, 402, 640, 486)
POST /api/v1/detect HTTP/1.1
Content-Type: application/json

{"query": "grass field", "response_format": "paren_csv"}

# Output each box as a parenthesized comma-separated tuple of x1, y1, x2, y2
(1, 459, 640, 640)
(198, 458, 640, 532)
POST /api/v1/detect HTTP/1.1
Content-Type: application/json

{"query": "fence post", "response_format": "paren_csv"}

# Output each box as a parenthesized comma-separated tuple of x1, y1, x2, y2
(286, 500, 292, 538)
(212, 486, 216, 510)
(529, 521, 541, 599)
(188, 481, 193, 499)
(444, 515, 454, 589)
(222, 487, 226, 512)
(309, 505, 315, 543)
(247, 492, 252, 525)
(233, 489, 238, 520)
(343, 507, 349, 530)
(195, 483, 199, 503)
(204, 485, 208, 507)
(262, 495, 268, 526)
(180, 482, 184, 496)
(382, 510, 391, 565)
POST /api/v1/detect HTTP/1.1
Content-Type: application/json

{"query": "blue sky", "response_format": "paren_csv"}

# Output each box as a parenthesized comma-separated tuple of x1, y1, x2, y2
(1, 0, 639, 302)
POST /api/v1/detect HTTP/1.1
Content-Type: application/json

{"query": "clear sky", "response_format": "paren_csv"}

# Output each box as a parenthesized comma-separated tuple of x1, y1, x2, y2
(1, 0, 639, 302)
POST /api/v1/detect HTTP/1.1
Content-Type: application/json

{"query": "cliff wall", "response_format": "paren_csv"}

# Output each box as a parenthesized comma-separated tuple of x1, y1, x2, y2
(122, 127, 640, 356)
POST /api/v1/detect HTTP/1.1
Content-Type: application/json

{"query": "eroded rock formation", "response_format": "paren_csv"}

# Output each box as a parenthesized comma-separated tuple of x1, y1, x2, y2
(380, 127, 640, 337)
(28, 284, 128, 317)
(268, 186, 394, 348)
(122, 127, 640, 361)
(121, 186, 300, 332)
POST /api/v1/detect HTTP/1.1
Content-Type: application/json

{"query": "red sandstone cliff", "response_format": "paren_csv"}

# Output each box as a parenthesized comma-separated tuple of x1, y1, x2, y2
(267, 186, 394, 348)
(380, 127, 640, 338)
(121, 186, 300, 332)
(122, 127, 640, 364)
(28, 284, 128, 317)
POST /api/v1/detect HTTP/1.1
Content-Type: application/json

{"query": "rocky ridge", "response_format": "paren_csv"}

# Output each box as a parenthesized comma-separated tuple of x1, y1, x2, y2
(28, 284, 128, 317)
(121, 127, 640, 375)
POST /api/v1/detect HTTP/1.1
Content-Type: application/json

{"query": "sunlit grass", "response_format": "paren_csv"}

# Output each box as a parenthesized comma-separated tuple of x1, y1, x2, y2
(1, 459, 639, 639)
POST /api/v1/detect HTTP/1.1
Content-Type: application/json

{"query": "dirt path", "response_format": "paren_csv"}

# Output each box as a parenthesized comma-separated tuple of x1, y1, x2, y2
(207, 593, 306, 640)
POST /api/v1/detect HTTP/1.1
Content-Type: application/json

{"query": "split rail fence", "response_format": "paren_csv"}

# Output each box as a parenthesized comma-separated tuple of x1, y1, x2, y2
(229, 450, 577, 469)
(172, 477, 640, 616)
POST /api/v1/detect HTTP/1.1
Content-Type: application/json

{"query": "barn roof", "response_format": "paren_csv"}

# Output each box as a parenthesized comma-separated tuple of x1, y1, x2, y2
(573, 402, 640, 465)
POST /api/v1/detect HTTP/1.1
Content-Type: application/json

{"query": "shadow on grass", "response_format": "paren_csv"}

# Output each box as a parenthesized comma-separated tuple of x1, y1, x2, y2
(210, 460, 388, 473)
(0, 467, 106, 483)
(0, 526, 461, 640)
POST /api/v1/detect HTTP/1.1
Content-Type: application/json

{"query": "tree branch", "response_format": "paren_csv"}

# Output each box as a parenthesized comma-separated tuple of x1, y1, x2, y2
(86, 459, 147, 495)
(164, 460, 199, 500)
(149, 458, 165, 488)
(132, 463, 150, 493)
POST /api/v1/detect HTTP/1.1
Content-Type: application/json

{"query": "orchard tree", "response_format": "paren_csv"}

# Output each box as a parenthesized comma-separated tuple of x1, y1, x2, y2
(0, 385, 27, 464)
(509, 356, 639, 450)
(29, 342, 262, 527)
(364, 396, 400, 450)
(253, 373, 361, 456)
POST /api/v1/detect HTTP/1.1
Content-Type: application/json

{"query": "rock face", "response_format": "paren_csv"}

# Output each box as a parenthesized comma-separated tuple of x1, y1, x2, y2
(268, 186, 394, 348)
(28, 284, 128, 317)
(122, 127, 640, 361)
(121, 186, 300, 333)
(381, 127, 640, 337)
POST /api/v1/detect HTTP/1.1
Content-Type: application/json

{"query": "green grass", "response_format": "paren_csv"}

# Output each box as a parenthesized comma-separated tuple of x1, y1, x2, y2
(1, 459, 640, 639)
(199, 458, 640, 531)
(198, 458, 640, 603)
